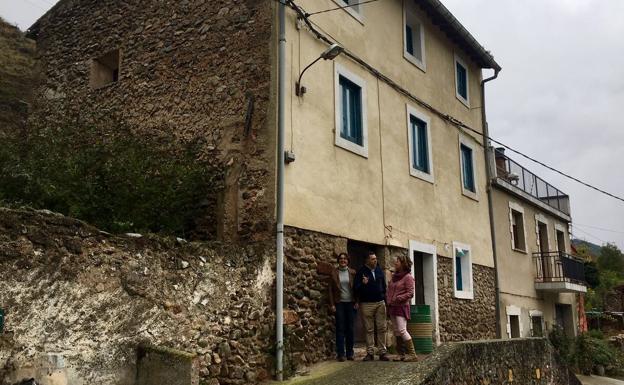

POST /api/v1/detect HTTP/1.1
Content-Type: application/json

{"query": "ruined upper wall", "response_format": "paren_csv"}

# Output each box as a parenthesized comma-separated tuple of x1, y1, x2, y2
(30, 0, 276, 242)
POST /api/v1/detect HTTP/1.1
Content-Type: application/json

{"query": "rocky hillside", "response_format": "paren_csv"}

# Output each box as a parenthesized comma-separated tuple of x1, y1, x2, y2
(0, 18, 37, 132)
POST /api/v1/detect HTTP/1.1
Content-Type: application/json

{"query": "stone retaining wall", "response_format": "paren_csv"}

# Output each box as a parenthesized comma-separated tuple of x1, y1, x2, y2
(421, 338, 581, 385)
(0, 208, 275, 385)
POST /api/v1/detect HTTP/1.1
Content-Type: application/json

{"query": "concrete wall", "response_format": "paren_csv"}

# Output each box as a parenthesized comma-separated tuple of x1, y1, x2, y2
(281, 0, 494, 268)
(29, 0, 276, 243)
(492, 187, 579, 339)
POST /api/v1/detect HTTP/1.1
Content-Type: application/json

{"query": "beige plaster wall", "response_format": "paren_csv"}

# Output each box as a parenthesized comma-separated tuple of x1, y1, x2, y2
(499, 292, 578, 339)
(492, 188, 572, 297)
(282, 0, 493, 265)
(492, 187, 579, 338)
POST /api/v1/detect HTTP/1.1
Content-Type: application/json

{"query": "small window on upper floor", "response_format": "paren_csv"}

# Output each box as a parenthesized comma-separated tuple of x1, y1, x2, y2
(335, 0, 363, 22)
(335, 63, 368, 158)
(90, 49, 120, 89)
(459, 138, 477, 199)
(454, 54, 469, 107)
(510, 207, 526, 252)
(404, 5, 426, 71)
(406, 105, 433, 183)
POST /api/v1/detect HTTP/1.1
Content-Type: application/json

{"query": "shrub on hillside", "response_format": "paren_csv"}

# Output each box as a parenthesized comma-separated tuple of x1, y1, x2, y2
(0, 118, 222, 238)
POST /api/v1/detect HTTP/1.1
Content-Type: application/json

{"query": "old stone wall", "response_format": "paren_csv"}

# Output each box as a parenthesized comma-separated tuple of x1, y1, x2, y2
(437, 256, 497, 342)
(282, 227, 347, 375)
(421, 338, 581, 385)
(0, 208, 276, 385)
(28, 0, 276, 242)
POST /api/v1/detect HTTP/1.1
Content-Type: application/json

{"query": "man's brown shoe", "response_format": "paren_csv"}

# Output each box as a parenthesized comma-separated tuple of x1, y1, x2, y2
(379, 353, 390, 361)
(363, 354, 374, 361)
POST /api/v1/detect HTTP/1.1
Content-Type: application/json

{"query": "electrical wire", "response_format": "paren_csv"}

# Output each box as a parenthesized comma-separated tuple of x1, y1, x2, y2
(573, 222, 624, 235)
(571, 224, 607, 245)
(305, 0, 383, 17)
(286, 0, 624, 205)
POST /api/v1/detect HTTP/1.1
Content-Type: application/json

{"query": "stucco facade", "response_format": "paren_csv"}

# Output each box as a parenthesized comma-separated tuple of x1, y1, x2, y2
(492, 160, 584, 339)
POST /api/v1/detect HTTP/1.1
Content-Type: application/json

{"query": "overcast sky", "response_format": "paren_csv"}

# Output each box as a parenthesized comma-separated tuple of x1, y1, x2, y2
(2, 0, 623, 250)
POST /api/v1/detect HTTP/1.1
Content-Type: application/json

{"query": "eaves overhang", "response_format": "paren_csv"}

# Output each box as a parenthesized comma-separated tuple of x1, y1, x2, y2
(415, 0, 501, 71)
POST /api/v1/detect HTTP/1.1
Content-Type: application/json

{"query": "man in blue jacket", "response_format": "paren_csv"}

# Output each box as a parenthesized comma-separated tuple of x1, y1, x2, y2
(354, 251, 389, 361)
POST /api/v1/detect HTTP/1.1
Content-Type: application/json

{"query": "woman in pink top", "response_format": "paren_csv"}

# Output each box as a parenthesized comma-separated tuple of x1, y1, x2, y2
(386, 254, 418, 362)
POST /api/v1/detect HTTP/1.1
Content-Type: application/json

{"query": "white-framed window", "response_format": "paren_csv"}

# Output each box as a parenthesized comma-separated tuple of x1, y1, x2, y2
(333, 0, 364, 23)
(403, 3, 426, 71)
(509, 201, 527, 252)
(452, 242, 473, 300)
(454, 54, 469, 107)
(406, 105, 433, 183)
(506, 305, 523, 338)
(555, 223, 567, 253)
(535, 213, 550, 253)
(529, 310, 545, 337)
(458, 136, 478, 200)
(334, 63, 368, 158)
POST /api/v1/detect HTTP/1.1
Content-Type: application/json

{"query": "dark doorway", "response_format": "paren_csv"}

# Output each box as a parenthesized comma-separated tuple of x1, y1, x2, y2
(555, 304, 574, 337)
(413, 251, 426, 305)
(509, 315, 520, 338)
(531, 316, 544, 337)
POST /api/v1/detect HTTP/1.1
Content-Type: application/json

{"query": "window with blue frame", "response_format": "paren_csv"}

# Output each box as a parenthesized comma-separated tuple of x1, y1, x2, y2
(339, 75, 363, 146)
(455, 59, 468, 102)
(460, 143, 475, 192)
(455, 254, 463, 291)
(453, 244, 473, 299)
(410, 115, 429, 173)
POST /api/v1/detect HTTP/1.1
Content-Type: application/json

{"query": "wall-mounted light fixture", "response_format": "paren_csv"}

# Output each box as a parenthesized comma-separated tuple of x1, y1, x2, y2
(295, 43, 344, 96)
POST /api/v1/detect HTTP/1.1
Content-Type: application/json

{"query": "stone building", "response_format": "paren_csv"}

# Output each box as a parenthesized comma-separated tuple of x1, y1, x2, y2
(491, 148, 586, 339)
(24, 0, 508, 381)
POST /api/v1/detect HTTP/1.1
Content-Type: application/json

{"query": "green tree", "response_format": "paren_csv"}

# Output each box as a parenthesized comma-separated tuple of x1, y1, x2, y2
(597, 243, 624, 277)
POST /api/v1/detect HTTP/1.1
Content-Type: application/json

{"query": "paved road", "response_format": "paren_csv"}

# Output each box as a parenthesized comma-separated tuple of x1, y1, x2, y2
(578, 375, 624, 385)
(276, 361, 427, 385)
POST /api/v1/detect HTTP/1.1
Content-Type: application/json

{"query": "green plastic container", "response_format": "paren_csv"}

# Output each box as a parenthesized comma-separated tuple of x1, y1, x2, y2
(408, 305, 434, 354)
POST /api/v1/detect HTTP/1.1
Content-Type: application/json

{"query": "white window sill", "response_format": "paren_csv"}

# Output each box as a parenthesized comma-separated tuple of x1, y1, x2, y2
(456, 93, 470, 108)
(454, 290, 474, 300)
(335, 136, 368, 158)
(410, 168, 434, 184)
(461, 188, 478, 202)
(403, 52, 426, 73)
(332, 0, 364, 24)
(512, 247, 528, 254)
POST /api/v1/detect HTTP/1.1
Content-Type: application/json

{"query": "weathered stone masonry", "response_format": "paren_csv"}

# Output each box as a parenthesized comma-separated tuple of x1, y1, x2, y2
(28, 0, 276, 242)
(282, 227, 497, 371)
(438, 256, 497, 342)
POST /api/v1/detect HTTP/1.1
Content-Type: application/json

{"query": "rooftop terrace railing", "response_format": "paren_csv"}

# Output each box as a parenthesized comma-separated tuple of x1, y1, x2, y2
(494, 149, 570, 216)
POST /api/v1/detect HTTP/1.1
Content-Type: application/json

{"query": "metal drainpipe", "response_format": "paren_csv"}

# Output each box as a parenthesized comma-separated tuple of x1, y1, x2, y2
(481, 68, 501, 339)
(275, 0, 286, 381)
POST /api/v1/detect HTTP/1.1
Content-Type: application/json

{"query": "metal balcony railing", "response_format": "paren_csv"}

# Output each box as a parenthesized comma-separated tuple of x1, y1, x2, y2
(533, 252, 586, 285)
(494, 149, 570, 216)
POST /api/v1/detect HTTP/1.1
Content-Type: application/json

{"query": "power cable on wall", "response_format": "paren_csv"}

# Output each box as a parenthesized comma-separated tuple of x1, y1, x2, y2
(286, 0, 624, 205)
(305, 0, 384, 17)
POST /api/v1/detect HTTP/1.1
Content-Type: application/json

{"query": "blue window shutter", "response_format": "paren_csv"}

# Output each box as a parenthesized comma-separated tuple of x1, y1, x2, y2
(406, 24, 414, 55)
(410, 116, 429, 173)
(455, 256, 463, 291)
(461, 144, 475, 192)
(339, 75, 363, 146)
